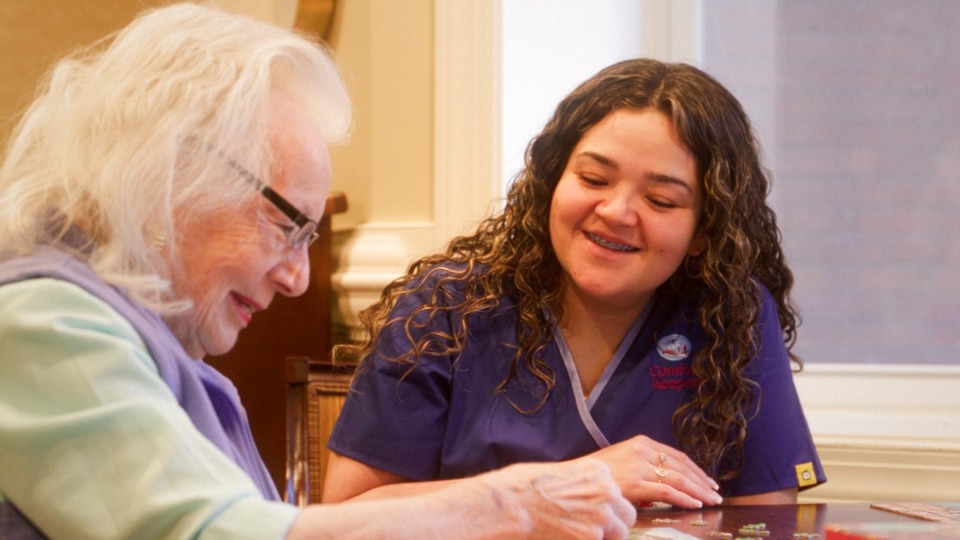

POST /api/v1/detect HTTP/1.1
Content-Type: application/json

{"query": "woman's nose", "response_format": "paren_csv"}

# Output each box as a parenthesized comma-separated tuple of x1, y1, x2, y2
(270, 247, 311, 297)
(595, 188, 639, 227)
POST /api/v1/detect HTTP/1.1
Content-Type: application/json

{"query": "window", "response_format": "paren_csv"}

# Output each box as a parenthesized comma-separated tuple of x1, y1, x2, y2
(703, 0, 960, 365)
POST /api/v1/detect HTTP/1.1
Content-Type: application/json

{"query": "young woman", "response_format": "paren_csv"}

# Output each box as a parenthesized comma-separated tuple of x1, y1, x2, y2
(324, 58, 825, 507)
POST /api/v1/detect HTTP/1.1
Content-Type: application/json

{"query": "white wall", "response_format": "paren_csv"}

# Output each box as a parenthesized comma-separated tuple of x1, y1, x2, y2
(501, 0, 644, 189)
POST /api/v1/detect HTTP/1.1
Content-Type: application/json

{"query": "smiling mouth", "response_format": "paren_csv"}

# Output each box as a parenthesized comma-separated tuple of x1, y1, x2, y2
(586, 232, 639, 252)
(231, 293, 262, 324)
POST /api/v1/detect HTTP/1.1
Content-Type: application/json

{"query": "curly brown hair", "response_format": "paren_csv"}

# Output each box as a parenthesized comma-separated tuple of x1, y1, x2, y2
(338, 58, 800, 482)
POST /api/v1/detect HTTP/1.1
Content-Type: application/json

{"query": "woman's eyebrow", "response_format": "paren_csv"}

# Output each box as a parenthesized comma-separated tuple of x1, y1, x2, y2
(574, 150, 619, 170)
(647, 172, 694, 194)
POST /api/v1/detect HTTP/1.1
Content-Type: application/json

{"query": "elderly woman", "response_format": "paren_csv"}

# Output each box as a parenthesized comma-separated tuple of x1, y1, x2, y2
(0, 4, 635, 539)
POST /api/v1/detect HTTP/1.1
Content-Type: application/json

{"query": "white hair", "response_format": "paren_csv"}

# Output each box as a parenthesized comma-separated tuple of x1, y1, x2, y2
(0, 2, 351, 313)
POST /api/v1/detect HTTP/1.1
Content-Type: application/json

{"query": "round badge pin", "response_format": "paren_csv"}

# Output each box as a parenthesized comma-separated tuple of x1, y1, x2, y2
(656, 334, 692, 361)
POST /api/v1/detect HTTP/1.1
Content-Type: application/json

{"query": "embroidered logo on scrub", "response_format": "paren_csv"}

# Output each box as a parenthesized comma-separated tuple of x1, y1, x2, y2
(651, 334, 699, 391)
(795, 462, 817, 487)
(656, 334, 692, 361)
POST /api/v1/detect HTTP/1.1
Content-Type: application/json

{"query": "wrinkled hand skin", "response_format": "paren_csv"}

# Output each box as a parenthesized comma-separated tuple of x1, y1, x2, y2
(287, 459, 636, 539)
(476, 459, 637, 540)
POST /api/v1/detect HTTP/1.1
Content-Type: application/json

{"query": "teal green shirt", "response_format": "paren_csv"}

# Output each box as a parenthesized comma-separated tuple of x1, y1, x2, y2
(0, 278, 300, 539)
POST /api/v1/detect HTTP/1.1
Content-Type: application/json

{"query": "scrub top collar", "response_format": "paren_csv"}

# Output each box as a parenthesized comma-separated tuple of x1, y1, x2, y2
(545, 299, 656, 448)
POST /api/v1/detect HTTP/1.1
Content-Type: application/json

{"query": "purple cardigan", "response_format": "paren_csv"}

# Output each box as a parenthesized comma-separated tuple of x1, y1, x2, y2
(0, 246, 278, 538)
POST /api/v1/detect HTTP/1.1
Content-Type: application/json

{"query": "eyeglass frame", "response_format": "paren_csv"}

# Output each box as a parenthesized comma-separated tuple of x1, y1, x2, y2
(223, 155, 321, 251)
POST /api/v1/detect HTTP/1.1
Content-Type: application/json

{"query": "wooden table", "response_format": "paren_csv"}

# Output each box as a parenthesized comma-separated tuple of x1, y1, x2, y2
(634, 503, 932, 538)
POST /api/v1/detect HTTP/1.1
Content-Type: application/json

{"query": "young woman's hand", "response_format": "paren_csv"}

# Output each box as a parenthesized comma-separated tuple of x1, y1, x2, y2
(583, 435, 723, 508)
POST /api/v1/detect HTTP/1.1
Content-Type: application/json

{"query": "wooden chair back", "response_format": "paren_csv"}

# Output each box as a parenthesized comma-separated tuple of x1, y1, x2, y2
(285, 356, 356, 505)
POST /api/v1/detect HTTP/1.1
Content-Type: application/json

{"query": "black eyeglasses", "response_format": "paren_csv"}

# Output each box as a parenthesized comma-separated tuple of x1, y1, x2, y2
(224, 155, 320, 251)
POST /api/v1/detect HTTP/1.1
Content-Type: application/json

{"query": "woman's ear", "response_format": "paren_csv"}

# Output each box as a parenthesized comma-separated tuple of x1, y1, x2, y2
(687, 229, 707, 257)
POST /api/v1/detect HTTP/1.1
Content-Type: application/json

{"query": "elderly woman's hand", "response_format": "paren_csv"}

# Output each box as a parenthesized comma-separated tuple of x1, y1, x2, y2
(583, 434, 723, 509)
(470, 458, 637, 539)
(292, 458, 635, 539)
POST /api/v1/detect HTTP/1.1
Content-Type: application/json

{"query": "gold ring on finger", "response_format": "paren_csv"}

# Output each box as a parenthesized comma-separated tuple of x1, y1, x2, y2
(654, 464, 668, 482)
